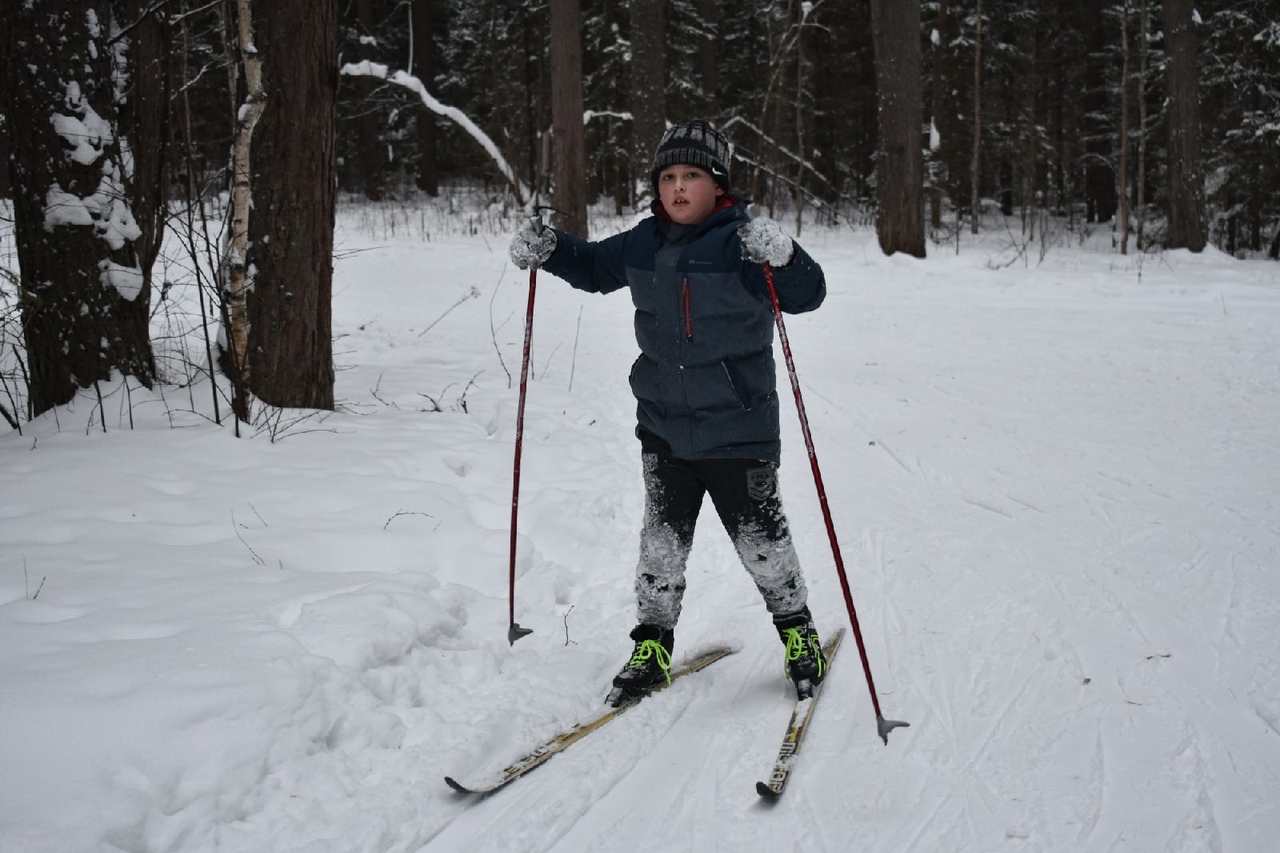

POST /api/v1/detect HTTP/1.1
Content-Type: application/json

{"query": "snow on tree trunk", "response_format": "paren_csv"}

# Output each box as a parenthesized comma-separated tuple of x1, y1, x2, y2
(2, 2, 157, 417)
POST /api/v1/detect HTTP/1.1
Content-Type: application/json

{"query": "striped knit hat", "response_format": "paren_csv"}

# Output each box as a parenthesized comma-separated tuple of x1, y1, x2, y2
(650, 120, 733, 192)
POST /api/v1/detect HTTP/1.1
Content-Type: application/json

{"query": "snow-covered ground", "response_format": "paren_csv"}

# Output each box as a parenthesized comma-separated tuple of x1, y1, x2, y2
(2, 202, 1279, 853)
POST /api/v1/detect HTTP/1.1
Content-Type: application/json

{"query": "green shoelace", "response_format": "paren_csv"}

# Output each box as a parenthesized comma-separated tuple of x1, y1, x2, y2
(629, 639, 673, 685)
(782, 627, 825, 678)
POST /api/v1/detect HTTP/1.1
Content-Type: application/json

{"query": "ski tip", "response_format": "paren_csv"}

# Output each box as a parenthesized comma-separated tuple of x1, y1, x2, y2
(756, 781, 782, 800)
(444, 776, 476, 795)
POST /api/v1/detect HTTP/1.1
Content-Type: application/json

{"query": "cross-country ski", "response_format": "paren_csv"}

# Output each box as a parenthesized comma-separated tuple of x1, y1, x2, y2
(444, 646, 734, 796)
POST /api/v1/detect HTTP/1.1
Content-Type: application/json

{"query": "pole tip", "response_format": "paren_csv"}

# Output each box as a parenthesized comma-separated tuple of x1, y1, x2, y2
(508, 623, 533, 645)
(877, 715, 910, 745)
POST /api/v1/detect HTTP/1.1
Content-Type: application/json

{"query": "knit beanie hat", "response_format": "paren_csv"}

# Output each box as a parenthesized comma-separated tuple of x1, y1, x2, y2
(650, 120, 733, 192)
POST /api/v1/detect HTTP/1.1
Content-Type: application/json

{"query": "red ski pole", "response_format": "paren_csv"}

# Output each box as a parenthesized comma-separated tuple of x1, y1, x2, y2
(507, 264, 537, 645)
(763, 261, 907, 744)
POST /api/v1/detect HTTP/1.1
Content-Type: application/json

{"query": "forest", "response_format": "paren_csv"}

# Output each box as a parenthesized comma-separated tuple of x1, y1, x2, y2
(1, 0, 1277, 428)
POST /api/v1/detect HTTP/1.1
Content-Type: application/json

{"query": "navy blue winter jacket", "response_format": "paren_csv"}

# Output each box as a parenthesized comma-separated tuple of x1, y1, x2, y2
(543, 197, 826, 463)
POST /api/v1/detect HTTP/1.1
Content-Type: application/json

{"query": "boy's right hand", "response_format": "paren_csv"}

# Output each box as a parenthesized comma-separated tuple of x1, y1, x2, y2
(509, 217, 557, 270)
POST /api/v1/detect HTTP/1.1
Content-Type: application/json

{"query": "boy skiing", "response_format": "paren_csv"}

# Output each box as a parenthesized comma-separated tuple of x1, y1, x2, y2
(508, 120, 828, 706)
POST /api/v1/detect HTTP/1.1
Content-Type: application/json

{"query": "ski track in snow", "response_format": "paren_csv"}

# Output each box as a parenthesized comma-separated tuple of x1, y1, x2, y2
(3, 211, 1280, 852)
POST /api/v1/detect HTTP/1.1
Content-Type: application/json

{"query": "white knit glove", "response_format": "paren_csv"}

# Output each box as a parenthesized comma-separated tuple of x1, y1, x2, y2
(738, 217, 795, 267)
(509, 216, 557, 270)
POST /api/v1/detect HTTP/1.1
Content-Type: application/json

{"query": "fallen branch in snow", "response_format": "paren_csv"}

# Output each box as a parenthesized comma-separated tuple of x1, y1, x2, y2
(417, 371, 482, 413)
(370, 373, 398, 409)
(563, 606, 577, 646)
(382, 510, 437, 531)
(24, 561, 46, 601)
(340, 61, 528, 204)
(568, 306, 583, 393)
(489, 273, 512, 387)
(418, 286, 481, 338)
(231, 510, 266, 566)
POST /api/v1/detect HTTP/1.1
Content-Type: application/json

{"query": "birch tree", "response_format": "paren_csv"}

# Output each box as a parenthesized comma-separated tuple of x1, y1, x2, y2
(225, 0, 265, 422)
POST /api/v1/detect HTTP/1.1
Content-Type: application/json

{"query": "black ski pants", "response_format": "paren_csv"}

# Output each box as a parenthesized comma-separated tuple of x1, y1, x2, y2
(633, 430, 809, 629)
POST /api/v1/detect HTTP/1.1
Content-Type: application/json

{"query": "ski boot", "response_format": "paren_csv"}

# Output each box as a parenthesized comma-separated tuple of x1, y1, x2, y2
(774, 607, 826, 699)
(606, 624, 674, 707)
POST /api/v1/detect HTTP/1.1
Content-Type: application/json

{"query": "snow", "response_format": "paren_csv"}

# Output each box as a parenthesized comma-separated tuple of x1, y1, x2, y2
(42, 77, 146, 304)
(101, 259, 144, 301)
(52, 82, 113, 167)
(2, 202, 1280, 853)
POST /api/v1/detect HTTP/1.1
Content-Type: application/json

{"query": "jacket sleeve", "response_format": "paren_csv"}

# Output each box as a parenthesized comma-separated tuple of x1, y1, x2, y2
(541, 229, 631, 295)
(742, 241, 826, 314)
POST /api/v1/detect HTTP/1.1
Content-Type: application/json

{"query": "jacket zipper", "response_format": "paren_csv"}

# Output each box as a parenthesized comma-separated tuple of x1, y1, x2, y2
(682, 277, 693, 339)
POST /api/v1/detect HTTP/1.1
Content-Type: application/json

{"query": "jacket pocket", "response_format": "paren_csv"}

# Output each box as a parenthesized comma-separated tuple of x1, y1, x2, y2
(721, 361, 752, 411)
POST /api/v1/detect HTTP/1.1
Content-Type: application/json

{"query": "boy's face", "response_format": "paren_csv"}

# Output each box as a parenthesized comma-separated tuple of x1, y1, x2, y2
(656, 164, 724, 225)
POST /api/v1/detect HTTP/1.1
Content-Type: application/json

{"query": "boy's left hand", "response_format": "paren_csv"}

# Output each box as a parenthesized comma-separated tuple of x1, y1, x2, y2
(509, 217, 557, 270)
(738, 218, 795, 267)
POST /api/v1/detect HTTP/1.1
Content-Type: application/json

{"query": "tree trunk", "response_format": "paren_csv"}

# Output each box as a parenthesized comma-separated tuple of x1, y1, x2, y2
(1162, 0, 1206, 251)
(412, 0, 439, 195)
(550, 0, 587, 235)
(119, 0, 173, 317)
(793, 0, 807, 236)
(0, 111, 10, 201)
(2, 1, 158, 417)
(244, 0, 337, 410)
(927, 0, 949, 230)
(869, 0, 926, 257)
(354, 0, 384, 201)
(697, 0, 718, 110)
(1119, 0, 1131, 253)
(1082, 0, 1116, 223)
(969, 0, 983, 234)
(1136, 0, 1150, 248)
(631, 0, 666, 200)
(227, 0, 265, 421)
